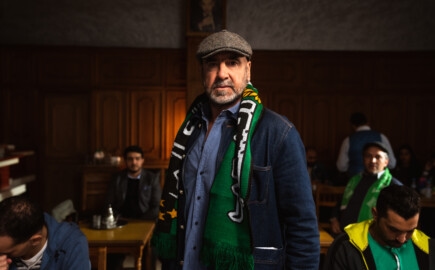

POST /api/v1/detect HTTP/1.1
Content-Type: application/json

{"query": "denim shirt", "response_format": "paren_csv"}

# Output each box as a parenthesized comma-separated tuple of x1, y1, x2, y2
(182, 103, 239, 269)
(172, 106, 320, 270)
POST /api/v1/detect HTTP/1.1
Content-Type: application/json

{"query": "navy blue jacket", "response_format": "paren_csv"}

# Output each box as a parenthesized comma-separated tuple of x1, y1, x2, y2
(170, 107, 320, 270)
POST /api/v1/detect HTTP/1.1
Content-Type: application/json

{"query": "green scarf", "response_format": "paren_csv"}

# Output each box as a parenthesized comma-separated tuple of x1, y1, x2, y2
(152, 83, 263, 270)
(340, 168, 393, 221)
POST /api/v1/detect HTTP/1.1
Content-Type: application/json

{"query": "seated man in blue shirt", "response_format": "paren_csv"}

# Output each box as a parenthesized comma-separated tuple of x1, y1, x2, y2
(324, 184, 430, 270)
(0, 195, 90, 270)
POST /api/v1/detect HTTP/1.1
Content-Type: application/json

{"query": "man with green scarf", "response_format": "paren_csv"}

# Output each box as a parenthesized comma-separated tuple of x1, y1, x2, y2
(151, 30, 320, 269)
(330, 141, 402, 236)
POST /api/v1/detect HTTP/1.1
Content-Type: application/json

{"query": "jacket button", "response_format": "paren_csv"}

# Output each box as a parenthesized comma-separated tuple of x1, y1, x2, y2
(179, 260, 184, 265)
(180, 224, 185, 230)
(179, 190, 184, 195)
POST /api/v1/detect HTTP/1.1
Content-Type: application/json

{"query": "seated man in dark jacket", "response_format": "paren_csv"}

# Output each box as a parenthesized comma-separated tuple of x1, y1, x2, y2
(330, 141, 402, 235)
(324, 184, 430, 270)
(106, 145, 162, 270)
(106, 145, 161, 220)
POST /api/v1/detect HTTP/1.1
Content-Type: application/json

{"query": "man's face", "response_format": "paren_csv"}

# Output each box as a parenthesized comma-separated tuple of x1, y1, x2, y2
(306, 149, 317, 167)
(373, 209, 419, 248)
(0, 235, 31, 259)
(125, 152, 144, 174)
(363, 146, 389, 174)
(202, 52, 251, 108)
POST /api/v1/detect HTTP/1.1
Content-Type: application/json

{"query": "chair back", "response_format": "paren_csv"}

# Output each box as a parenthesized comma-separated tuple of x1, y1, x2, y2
(81, 167, 120, 214)
(315, 184, 345, 229)
(89, 246, 107, 270)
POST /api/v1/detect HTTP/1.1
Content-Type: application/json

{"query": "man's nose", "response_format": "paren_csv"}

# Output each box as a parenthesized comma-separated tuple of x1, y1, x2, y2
(217, 62, 229, 79)
(396, 233, 407, 244)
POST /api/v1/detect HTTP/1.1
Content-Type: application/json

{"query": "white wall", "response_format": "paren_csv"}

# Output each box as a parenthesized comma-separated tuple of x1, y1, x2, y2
(1, 0, 434, 50)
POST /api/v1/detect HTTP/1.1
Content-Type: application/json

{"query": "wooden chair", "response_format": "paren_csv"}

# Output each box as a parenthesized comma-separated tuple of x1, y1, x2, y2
(314, 184, 345, 230)
(81, 166, 120, 214)
(89, 246, 107, 270)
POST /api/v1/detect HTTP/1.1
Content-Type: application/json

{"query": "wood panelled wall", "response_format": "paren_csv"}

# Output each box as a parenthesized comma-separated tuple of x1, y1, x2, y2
(1, 46, 435, 210)
(0, 47, 187, 210)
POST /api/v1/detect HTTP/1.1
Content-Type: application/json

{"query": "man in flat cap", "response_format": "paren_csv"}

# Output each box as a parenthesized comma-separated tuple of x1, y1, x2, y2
(330, 141, 402, 236)
(152, 30, 319, 269)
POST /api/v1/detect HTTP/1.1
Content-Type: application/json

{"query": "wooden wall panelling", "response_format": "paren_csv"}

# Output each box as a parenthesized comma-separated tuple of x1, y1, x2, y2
(369, 95, 406, 152)
(43, 93, 89, 209)
(373, 53, 435, 94)
(130, 90, 162, 161)
(36, 50, 93, 86)
(1, 87, 39, 149)
(301, 95, 336, 165)
(164, 50, 187, 88)
(251, 51, 302, 91)
(92, 90, 127, 155)
(164, 90, 187, 160)
(405, 95, 435, 161)
(186, 37, 204, 107)
(41, 158, 84, 211)
(1, 48, 35, 86)
(44, 93, 89, 158)
(268, 92, 303, 137)
(96, 50, 163, 87)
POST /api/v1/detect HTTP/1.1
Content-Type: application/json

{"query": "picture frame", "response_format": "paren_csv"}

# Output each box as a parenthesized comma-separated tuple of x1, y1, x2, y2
(187, 0, 226, 36)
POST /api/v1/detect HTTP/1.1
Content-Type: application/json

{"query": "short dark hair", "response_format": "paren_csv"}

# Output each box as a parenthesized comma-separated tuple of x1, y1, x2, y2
(123, 145, 144, 159)
(350, 112, 367, 126)
(376, 184, 420, 220)
(0, 195, 45, 244)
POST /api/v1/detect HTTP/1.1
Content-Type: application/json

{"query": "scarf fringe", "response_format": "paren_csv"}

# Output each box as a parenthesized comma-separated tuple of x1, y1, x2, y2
(201, 239, 254, 270)
(151, 232, 177, 259)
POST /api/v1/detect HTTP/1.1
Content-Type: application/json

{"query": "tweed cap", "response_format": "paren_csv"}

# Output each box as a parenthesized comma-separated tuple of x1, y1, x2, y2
(196, 30, 252, 60)
(363, 141, 389, 156)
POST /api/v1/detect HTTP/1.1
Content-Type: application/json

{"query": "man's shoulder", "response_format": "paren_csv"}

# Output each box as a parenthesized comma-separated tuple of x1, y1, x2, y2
(140, 168, 160, 179)
(45, 214, 86, 243)
(259, 108, 294, 128)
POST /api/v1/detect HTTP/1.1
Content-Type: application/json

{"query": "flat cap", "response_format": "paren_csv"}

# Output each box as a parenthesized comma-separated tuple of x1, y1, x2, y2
(196, 30, 252, 60)
(363, 141, 389, 155)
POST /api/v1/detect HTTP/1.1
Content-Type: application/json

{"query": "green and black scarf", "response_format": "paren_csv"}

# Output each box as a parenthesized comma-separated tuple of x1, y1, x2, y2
(151, 83, 263, 269)
(341, 168, 393, 221)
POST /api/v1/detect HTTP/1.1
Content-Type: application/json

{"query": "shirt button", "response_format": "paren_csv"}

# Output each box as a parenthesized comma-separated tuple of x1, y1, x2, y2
(179, 260, 184, 265)
(179, 189, 184, 195)
(195, 221, 198, 225)
(193, 246, 197, 250)
(197, 196, 201, 200)
(180, 225, 184, 230)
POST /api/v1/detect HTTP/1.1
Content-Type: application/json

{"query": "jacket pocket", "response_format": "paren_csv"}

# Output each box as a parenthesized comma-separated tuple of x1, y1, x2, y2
(253, 246, 284, 268)
(249, 165, 272, 204)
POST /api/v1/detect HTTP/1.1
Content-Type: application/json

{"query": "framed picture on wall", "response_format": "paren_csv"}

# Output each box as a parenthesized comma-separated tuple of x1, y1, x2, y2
(187, 0, 226, 35)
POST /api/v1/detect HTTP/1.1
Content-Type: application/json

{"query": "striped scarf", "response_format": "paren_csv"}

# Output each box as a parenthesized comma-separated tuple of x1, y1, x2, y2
(151, 83, 263, 269)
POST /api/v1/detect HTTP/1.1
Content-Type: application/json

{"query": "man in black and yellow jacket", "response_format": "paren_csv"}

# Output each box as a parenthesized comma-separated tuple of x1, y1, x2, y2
(324, 184, 430, 270)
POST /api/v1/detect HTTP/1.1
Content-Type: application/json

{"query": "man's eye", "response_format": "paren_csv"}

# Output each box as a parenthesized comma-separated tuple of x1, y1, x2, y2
(227, 60, 238, 66)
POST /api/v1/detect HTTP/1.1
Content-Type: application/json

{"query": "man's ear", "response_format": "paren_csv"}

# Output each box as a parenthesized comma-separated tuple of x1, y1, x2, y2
(372, 207, 378, 221)
(29, 234, 43, 247)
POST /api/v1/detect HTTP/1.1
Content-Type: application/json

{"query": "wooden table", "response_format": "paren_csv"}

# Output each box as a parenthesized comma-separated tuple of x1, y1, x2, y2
(80, 219, 155, 270)
(319, 227, 334, 255)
